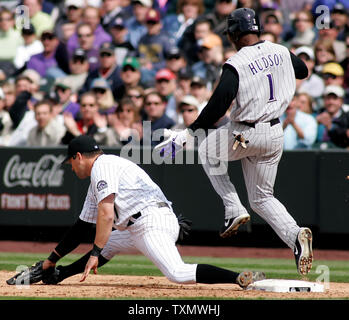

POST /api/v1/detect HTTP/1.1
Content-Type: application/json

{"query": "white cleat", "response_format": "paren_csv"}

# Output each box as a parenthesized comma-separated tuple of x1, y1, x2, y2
(220, 213, 250, 238)
(294, 227, 313, 275)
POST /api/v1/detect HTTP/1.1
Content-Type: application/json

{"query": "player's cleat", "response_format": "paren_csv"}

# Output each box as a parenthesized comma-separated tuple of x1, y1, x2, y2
(6, 261, 55, 285)
(220, 213, 250, 238)
(236, 271, 266, 289)
(294, 227, 313, 275)
(42, 266, 64, 285)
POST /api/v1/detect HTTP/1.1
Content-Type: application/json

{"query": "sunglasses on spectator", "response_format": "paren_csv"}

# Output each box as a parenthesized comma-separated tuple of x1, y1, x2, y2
(78, 33, 93, 38)
(100, 52, 112, 57)
(146, 21, 158, 25)
(22, 30, 34, 36)
(122, 66, 137, 72)
(145, 101, 162, 106)
(322, 73, 338, 80)
(81, 103, 96, 107)
(167, 54, 181, 60)
(72, 57, 86, 64)
(127, 94, 143, 99)
(56, 86, 69, 92)
(156, 79, 170, 83)
(93, 88, 107, 94)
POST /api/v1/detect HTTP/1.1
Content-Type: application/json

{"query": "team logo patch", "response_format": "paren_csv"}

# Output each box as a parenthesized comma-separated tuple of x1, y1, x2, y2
(97, 180, 108, 192)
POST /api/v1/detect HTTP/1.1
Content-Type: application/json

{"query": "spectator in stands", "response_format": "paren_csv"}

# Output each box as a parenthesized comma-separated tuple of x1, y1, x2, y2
(114, 56, 142, 101)
(27, 30, 70, 78)
(178, 16, 213, 66)
(322, 62, 345, 88)
(14, 24, 44, 71)
(54, 0, 85, 42)
(101, 0, 131, 31)
(204, 0, 237, 46)
(53, 78, 80, 119)
(90, 77, 117, 115)
(23, 0, 54, 37)
(109, 17, 136, 67)
(189, 75, 210, 113)
(74, 23, 99, 71)
(260, 9, 285, 45)
(297, 92, 316, 116)
(66, 6, 112, 57)
(295, 46, 325, 101)
(191, 33, 223, 91)
(62, 48, 90, 94)
(154, 68, 178, 122)
(164, 47, 188, 77)
(143, 90, 175, 145)
(1, 82, 16, 111)
(7, 75, 37, 146)
(61, 91, 102, 144)
(173, 66, 193, 107)
(125, 85, 145, 118)
(281, 94, 318, 150)
(81, 42, 123, 101)
(341, 33, 349, 102)
(107, 97, 143, 145)
(313, 39, 336, 73)
(317, 20, 346, 62)
(125, 0, 152, 49)
(0, 87, 12, 146)
(289, 9, 315, 47)
(330, 2, 348, 41)
(0, 8, 23, 64)
(259, 31, 278, 43)
(138, 8, 172, 83)
(27, 99, 66, 146)
(316, 85, 348, 148)
(162, 0, 205, 45)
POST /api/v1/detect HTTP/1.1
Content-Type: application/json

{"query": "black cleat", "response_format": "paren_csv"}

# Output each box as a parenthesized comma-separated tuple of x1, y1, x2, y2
(220, 213, 250, 238)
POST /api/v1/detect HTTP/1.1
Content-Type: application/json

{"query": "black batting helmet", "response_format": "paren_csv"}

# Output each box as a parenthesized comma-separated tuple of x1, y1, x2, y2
(225, 8, 260, 39)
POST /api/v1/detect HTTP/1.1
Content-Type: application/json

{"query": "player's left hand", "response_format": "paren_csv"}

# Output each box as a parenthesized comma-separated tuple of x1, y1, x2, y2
(80, 256, 99, 282)
(154, 129, 189, 159)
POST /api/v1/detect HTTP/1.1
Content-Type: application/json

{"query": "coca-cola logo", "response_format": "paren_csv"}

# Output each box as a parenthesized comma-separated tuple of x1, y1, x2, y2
(3, 154, 65, 188)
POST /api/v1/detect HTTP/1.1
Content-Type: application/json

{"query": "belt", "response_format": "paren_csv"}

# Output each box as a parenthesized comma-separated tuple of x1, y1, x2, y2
(239, 118, 280, 128)
(126, 202, 169, 227)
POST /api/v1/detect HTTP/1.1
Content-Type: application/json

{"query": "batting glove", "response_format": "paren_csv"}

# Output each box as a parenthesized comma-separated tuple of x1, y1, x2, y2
(154, 129, 189, 159)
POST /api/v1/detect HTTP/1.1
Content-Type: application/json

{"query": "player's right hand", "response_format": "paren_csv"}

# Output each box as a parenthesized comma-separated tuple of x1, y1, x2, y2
(154, 129, 189, 159)
(80, 256, 98, 282)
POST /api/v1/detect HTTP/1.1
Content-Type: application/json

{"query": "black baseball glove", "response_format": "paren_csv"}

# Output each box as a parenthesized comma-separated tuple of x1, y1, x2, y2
(6, 261, 55, 285)
(177, 214, 192, 242)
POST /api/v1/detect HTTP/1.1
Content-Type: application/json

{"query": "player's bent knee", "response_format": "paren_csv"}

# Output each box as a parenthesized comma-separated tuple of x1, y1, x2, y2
(162, 264, 197, 284)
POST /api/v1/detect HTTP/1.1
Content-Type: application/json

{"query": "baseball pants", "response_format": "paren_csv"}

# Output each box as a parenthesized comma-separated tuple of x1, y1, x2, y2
(101, 205, 197, 284)
(198, 121, 300, 249)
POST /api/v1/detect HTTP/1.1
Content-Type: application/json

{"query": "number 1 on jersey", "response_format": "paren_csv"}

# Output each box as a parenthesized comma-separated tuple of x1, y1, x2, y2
(266, 73, 276, 102)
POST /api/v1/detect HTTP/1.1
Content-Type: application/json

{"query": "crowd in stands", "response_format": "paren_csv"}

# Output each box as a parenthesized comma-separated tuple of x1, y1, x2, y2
(0, 0, 348, 150)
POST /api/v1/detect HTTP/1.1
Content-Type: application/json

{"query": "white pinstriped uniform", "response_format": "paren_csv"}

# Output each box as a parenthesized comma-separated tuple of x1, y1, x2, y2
(198, 41, 300, 249)
(80, 154, 197, 284)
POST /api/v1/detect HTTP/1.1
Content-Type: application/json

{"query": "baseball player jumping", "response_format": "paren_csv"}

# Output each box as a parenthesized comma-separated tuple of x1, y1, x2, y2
(7, 135, 265, 288)
(155, 8, 313, 275)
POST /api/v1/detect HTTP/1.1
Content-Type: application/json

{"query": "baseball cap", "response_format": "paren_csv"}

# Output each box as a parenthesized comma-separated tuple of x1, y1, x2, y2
(21, 69, 41, 87)
(198, 33, 223, 49)
(41, 30, 57, 39)
(294, 46, 314, 60)
(91, 78, 110, 89)
(73, 48, 87, 60)
(178, 67, 194, 80)
(179, 95, 200, 108)
(322, 62, 344, 77)
(112, 17, 126, 28)
(99, 42, 115, 54)
(22, 23, 36, 35)
(165, 46, 182, 60)
(323, 85, 345, 98)
(331, 3, 347, 14)
(145, 8, 161, 23)
(65, 0, 85, 8)
(122, 56, 140, 70)
(61, 135, 100, 165)
(191, 76, 206, 87)
(55, 77, 71, 90)
(132, 0, 152, 8)
(155, 68, 176, 81)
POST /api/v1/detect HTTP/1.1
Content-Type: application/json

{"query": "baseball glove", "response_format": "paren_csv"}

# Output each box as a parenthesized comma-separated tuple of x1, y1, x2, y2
(6, 261, 55, 285)
(177, 214, 192, 242)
